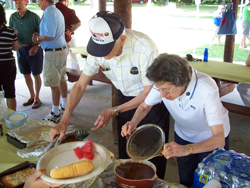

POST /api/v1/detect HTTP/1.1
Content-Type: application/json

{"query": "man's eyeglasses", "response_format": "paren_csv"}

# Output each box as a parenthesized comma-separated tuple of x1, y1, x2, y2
(153, 86, 175, 94)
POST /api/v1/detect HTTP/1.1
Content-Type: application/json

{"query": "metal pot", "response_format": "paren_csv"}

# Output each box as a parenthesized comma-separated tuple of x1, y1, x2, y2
(114, 159, 158, 188)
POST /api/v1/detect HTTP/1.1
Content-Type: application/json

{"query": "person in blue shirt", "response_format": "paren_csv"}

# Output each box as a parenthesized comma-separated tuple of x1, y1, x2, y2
(32, 0, 68, 123)
(210, 5, 224, 46)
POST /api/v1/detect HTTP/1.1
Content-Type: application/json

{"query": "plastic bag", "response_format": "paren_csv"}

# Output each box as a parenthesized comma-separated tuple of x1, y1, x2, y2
(217, 2, 237, 35)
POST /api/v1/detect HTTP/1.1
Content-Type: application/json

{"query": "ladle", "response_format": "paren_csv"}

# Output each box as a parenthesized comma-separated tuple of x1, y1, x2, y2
(76, 127, 94, 140)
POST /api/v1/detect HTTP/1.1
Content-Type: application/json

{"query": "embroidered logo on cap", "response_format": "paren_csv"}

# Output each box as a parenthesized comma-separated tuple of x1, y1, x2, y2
(89, 17, 114, 45)
(90, 31, 104, 42)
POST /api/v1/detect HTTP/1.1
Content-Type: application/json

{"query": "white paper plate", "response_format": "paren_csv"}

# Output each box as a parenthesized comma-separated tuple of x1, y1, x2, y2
(37, 141, 111, 184)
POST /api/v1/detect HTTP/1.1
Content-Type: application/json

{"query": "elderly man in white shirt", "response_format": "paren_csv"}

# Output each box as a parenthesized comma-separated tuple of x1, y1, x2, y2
(121, 53, 230, 187)
(50, 11, 170, 179)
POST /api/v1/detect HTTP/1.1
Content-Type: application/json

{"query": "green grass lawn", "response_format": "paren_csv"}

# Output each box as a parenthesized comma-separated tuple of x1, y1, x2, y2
(182, 43, 249, 63)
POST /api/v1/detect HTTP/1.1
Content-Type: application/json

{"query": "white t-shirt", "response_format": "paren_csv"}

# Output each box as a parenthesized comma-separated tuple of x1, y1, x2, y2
(145, 68, 230, 143)
(83, 29, 158, 97)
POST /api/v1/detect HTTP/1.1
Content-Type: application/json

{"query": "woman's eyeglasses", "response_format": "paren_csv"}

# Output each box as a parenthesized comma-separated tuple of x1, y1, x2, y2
(153, 86, 175, 94)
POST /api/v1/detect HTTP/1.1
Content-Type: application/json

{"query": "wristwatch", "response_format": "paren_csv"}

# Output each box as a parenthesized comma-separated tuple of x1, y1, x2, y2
(37, 36, 40, 42)
(113, 106, 120, 116)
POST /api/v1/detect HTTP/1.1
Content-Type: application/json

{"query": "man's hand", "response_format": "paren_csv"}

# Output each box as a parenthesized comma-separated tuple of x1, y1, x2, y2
(24, 169, 63, 188)
(32, 32, 39, 43)
(65, 28, 71, 36)
(121, 121, 137, 137)
(50, 122, 68, 141)
(94, 108, 114, 130)
(28, 45, 39, 56)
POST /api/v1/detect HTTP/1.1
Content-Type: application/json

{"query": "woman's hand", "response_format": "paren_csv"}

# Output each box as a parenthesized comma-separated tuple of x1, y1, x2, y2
(24, 169, 63, 188)
(121, 121, 137, 137)
(162, 142, 190, 159)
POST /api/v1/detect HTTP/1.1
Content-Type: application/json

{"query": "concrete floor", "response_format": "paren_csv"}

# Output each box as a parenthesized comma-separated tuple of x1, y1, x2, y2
(14, 73, 250, 185)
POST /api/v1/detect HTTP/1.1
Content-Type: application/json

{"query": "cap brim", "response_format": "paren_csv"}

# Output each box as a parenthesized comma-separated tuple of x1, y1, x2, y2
(87, 37, 115, 57)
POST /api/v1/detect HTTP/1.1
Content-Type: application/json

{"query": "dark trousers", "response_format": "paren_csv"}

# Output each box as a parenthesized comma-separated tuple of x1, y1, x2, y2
(0, 60, 16, 98)
(116, 90, 170, 179)
(175, 132, 230, 188)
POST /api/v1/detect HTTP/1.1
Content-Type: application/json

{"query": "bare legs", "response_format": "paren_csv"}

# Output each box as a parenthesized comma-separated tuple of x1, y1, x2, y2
(210, 36, 222, 46)
(60, 81, 67, 99)
(51, 81, 67, 112)
(218, 37, 221, 45)
(51, 86, 61, 106)
(33, 74, 41, 101)
(240, 35, 247, 48)
(24, 73, 41, 102)
(7, 98, 16, 111)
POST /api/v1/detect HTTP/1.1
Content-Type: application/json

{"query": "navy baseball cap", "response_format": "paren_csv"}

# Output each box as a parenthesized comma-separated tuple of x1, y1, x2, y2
(87, 11, 125, 57)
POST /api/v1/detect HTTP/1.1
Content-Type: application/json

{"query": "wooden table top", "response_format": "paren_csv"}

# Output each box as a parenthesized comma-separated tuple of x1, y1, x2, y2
(189, 60, 250, 84)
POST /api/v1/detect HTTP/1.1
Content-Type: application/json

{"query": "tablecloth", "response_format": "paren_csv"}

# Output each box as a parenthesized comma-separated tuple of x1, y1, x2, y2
(189, 61, 250, 84)
(0, 109, 178, 188)
(0, 109, 39, 172)
(70, 46, 88, 56)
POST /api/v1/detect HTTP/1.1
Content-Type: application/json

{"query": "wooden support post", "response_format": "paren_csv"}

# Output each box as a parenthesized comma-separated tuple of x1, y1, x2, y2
(98, 0, 106, 12)
(223, 0, 239, 63)
(114, 0, 132, 29)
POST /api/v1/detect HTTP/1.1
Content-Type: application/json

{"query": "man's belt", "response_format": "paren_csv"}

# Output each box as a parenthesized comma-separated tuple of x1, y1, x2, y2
(44, 46, 67, 52)
(20, 43, 35, 47)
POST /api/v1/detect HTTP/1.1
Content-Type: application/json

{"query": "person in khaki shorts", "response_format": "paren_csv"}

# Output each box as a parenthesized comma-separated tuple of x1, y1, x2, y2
(32, 0, 68, 123)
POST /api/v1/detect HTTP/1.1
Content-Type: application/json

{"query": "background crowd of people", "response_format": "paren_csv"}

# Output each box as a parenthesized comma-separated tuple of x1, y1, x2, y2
(0, 0, 81, 123)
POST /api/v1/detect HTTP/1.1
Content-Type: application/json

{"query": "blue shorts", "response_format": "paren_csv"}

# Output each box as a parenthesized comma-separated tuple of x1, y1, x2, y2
(17, 45, 43, 75)
(0, 60, 16, 98)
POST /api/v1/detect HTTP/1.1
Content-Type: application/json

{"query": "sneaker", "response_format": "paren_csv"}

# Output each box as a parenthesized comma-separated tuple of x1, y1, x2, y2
(43, 111, 63, 123)
(59, 104, 65, 113)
